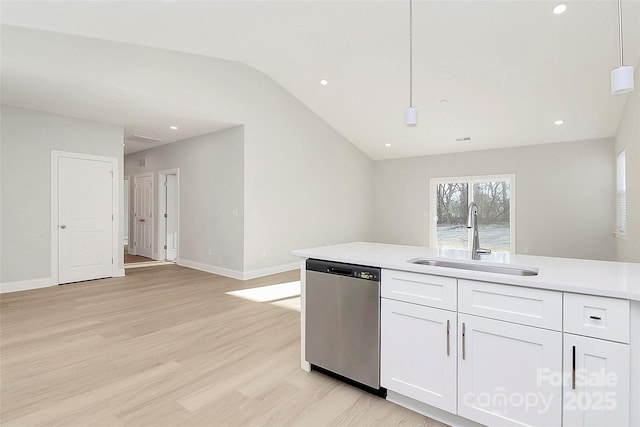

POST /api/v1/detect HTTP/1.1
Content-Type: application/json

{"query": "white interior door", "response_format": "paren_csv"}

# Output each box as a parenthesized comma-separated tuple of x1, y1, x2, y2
(165, 174, 178, 261)
(134, 174, 153, 258)
(58, 157, 113, 284)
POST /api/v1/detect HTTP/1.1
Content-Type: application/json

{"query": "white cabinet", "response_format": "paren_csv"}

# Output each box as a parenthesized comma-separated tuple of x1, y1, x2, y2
(563, 293, 630, 343)
(562, 293, 630, 427)
(457, 280, 563, 427)
(381, 269, 457, 310)
(380, 272, 633, 427)
(562, 334, 630, 427)
(457, 313, 562, 427)
(381, 298, 457, 413)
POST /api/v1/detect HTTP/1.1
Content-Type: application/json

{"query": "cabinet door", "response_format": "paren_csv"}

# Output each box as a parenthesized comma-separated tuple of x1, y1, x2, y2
(381, 298, 457, 413)
(563, 334, 629, 427)
(458, 314, 562, 427)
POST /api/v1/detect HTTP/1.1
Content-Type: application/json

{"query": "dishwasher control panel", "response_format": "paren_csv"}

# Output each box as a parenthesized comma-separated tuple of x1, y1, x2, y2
(306, 259, 380, 281)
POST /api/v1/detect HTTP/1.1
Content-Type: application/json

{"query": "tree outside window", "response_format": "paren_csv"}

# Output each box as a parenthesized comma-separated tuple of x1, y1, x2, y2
(432, 175, 514, 253)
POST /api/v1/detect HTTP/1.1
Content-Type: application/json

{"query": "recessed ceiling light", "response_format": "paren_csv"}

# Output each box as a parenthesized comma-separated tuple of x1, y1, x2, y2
(554, 120, 564, 125)
(553, 4, 567, 15)
(320, 79, 328, 86)
(169, 126, 178, 130)
(385, 143, 392, 147)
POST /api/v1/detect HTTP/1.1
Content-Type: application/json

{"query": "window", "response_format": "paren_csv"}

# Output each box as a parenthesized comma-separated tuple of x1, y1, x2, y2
(616, 150, 626, 235)
(430, 175, 515, 253)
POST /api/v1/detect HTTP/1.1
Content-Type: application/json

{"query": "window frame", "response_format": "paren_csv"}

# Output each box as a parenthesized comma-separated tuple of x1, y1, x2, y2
(616, 149, 626, 236)
(429, 174, 516, 253)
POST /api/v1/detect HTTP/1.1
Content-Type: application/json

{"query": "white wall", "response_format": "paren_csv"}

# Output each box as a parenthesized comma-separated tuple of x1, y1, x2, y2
(124, 127, 245, 273)
(0, 104, 124, 284)
(2, 39, 375, 283)
(72, 40, 374, 276)
(241, 83, 374, 273)
(373, 139, 616, 261)
(614, 67, 640, 262)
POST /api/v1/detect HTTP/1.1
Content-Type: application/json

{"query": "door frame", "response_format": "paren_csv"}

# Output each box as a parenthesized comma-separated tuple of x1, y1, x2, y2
(124, 175, 130, 252)
(132, 172, 154, 257)
(51, 151, 120, 285)
(157, 168, 180, 261)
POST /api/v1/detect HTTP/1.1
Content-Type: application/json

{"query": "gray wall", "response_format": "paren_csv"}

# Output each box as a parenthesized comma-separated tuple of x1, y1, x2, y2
(0, 104, 124, 283)
(124, 127, 245, 271)
(373, 138, 616, 261)
(614, 67, 640, 262)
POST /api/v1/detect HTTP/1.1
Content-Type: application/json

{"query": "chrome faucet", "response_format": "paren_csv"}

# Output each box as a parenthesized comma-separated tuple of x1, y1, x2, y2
(467, 202, 492, 260)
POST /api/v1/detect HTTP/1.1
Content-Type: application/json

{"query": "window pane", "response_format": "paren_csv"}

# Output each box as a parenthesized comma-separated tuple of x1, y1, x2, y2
(473, 181, 510, 252)
(436, 182, 469, 250)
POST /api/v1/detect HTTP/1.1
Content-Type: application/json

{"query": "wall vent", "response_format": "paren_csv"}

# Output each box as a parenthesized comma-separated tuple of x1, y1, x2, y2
(126, 134, 163, 143)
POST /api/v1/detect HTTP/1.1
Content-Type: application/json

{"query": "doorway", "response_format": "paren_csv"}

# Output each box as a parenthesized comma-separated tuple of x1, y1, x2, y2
(133, 173, 154, 259)
(51, 151, 119, 285)
(159, 169, 179, 262)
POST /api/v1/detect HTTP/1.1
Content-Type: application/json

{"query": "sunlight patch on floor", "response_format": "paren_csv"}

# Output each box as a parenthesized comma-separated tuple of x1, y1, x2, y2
(226, 281, 300, 303)
(271, 296, 301, 312)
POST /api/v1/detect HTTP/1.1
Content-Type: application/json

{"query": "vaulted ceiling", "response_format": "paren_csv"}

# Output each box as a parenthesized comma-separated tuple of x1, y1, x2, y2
(1, 1, 639, 159)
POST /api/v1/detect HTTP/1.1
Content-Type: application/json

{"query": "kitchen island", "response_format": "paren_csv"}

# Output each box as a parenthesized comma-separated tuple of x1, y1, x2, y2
(292, 242, 640, 427)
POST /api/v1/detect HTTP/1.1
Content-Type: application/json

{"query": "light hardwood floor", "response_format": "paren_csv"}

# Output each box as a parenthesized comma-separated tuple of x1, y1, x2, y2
(1, 265, 448, 426)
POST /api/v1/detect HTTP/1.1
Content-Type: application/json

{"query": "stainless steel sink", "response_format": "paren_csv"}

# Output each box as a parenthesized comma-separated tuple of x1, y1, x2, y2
(407, 258, 538, 276)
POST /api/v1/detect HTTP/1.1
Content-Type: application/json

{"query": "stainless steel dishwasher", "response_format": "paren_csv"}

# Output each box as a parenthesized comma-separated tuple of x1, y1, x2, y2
(305, 259, 384, 394)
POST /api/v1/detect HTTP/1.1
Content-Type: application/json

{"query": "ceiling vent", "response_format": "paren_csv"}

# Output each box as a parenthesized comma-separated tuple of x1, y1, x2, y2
(456, 137, 472, 142)
(126, 134, 163, 143)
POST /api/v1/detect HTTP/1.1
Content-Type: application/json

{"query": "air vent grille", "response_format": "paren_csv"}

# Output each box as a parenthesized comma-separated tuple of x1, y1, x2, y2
(126, 134, 163, 143)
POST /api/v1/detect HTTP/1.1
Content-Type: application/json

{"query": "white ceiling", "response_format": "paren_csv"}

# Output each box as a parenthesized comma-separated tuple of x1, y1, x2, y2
(1, 1, 639, 159)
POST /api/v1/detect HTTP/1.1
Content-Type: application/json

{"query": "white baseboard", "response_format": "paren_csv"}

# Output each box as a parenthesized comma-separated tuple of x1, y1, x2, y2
(0, 277, 53, 294)
(177, 259, 299, 281)
(178, 259, 244, 280)
(242, 262, 299, 280)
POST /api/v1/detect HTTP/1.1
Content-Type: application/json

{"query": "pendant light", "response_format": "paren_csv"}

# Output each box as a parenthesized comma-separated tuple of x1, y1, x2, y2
(405, 0, 417, 126)
(611, 0, 634, 94)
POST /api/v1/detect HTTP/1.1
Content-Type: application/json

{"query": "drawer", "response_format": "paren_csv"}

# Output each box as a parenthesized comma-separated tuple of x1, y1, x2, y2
(381, 269, 456, 310)
(563, 293, 629, 343)
(458, 279, 562, 330)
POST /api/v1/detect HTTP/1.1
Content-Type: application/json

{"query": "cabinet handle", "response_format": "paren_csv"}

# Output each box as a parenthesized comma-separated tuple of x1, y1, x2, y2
(462, 322, 466, 360)
(589, 315, 602, 320)
(572, 345, 576, 390)
(446, 319, 450, 356)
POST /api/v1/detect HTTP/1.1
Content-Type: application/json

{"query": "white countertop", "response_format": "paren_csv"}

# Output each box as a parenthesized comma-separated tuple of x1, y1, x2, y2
(292, 242, 640, 301)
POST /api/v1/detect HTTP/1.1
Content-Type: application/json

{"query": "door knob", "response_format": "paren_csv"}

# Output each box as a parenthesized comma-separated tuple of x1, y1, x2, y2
(60, 224, 67, 229)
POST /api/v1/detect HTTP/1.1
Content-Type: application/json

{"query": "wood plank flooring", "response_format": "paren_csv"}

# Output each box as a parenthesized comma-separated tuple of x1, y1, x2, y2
(1, 265, 448, 426)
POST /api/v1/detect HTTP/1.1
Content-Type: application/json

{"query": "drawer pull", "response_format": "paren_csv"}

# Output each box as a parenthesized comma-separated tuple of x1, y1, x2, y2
(462, 323, 466, 360)
(589, 315, 602, 320)
(446, 319, 450, 356)
(572, 345, 576, 390)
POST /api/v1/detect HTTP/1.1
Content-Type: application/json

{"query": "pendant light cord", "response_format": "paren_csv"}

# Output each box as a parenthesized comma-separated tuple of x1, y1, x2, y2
(617, 0, 624, 67)
(409, 0, 413, 107)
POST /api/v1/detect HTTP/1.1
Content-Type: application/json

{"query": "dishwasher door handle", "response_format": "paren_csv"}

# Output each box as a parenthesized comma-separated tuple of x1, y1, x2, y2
(327, 267, 353, 276)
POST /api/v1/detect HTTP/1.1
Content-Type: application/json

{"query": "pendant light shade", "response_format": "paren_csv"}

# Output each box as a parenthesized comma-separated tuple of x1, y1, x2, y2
(611, 0, 634, 95)
(611, 66, 634, 94)
(405, 107, 417, 126)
